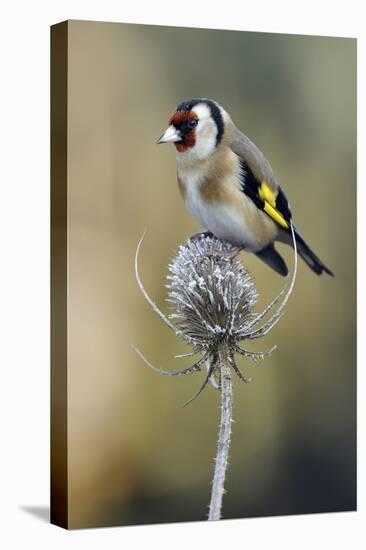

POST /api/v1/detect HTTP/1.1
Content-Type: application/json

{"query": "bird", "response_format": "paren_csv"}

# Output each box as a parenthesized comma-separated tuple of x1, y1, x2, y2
(157, 98, 333, 277)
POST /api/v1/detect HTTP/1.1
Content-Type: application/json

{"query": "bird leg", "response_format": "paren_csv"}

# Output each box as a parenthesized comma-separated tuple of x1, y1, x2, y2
(189, 231, 214, 242)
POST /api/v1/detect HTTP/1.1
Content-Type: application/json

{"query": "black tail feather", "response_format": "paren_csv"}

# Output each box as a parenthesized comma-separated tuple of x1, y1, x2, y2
(255, 244, 289, 277)
(293, 227, 334, 276)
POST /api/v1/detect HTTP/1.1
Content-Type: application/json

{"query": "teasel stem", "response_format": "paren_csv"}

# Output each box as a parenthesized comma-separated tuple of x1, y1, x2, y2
(208, 349, 233, 521)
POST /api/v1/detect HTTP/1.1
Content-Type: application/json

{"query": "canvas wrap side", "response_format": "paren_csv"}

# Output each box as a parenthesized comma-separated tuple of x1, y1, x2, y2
(51, 20, 68, 530)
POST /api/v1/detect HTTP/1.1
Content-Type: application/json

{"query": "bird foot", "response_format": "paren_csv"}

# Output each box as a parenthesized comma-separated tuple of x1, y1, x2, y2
(189, 232, 243, 260)
(189, 231, 214, 242)
(225, 246, 243, 259)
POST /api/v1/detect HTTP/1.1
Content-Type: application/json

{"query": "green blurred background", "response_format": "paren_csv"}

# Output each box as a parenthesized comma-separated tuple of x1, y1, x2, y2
(66, 20, 356, 528)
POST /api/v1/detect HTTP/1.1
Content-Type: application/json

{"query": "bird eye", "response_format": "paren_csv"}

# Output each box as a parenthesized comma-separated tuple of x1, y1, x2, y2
(189, 119, 198, 128)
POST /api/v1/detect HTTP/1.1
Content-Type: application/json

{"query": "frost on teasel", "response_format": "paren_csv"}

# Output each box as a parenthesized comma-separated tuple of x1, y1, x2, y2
(133, 229, 297, 403)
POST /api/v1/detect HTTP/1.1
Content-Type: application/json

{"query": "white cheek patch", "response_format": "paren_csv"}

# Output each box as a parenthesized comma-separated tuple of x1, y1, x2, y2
(188, 102, 218, 160)
(192, 103, 211, 120)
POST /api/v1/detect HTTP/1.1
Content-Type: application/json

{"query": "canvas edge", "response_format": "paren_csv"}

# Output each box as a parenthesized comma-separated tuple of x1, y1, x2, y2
(50, 20, 69, 530)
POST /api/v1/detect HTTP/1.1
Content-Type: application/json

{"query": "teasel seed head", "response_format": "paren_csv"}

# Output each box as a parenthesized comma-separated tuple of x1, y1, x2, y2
(133, 226, 297, 404)
(166, 236, 257, 348)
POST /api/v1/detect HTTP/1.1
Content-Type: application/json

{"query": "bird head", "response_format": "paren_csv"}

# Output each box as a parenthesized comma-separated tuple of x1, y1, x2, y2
(157, 99, 226, 160)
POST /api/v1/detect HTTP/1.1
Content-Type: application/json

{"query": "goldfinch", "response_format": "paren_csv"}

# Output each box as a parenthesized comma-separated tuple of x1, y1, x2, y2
(157, 98, 333, 277)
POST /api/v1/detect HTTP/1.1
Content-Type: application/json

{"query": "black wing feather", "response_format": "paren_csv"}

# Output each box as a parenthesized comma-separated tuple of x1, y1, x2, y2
(275, 186, 292, 224)
(237, 156, 292, 227)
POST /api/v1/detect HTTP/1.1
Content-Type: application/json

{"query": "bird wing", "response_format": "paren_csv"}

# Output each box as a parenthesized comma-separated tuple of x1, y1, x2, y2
(231, 135, 292, 230)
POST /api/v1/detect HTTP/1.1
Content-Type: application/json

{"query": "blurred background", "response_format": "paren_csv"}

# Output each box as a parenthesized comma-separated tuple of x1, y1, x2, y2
(66, 20, 356, 528)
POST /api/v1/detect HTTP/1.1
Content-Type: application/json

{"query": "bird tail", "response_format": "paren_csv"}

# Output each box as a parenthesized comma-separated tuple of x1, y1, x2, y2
(292, 226, 334, 276)
(255, 244, 289, 277)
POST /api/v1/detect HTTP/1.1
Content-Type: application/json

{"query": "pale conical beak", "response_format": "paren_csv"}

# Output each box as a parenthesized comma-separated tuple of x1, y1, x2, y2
(156, 125, 182, 144)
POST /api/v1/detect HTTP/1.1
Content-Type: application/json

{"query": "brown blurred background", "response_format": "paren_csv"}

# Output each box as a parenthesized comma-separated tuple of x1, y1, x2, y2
(66, 20, 356, 528)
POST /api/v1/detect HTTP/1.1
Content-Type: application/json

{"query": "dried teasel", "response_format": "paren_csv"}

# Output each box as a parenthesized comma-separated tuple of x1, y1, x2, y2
(133, 228, 297, 404)
(132, 226, 297, 520)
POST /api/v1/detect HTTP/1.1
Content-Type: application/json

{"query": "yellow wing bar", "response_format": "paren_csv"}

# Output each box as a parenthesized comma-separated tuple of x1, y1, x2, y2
(258, 181, 289, 229)
(263, 202, 289, 229)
